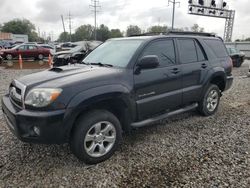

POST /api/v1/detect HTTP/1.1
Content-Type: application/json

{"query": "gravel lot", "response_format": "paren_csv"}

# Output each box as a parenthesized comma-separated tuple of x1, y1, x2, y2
(0, 62, 250, 187)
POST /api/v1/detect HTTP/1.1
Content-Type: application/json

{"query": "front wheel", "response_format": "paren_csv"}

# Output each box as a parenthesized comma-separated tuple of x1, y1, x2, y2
(198, 84, 221, 116)
(6, 54, 13, 60)
(70, 110, 122, 164)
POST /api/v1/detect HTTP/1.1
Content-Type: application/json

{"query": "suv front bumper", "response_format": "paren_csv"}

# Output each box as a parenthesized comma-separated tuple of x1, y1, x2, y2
(1, 95, 68, 144)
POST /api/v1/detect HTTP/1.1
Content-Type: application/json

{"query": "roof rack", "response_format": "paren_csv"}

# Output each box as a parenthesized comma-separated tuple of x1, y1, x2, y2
(128, 31, 223, 41)
(167, 31, 216, 37)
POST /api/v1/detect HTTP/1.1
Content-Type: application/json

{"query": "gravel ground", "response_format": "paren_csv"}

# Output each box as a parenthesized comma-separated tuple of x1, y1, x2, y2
(0, 62, 250, 187)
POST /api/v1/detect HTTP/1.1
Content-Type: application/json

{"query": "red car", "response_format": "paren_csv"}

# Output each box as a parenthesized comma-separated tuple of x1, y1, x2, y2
(0, 44, 51, 60)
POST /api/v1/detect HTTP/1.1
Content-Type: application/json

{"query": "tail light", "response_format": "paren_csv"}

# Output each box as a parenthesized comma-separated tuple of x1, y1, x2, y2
(229, 58, 233, 69)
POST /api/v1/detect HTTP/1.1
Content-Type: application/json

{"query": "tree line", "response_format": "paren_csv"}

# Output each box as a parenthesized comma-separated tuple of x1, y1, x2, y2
(58, 24, 206, 42)
(1, 18, 208, 43)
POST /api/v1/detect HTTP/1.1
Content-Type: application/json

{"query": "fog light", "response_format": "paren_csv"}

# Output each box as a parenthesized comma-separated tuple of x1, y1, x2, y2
(33, 126, 40, 136)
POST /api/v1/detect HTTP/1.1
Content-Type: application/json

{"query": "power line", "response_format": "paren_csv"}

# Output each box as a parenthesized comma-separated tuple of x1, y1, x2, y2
(90, 0, 101, 40)
(168, 0, 180, 30)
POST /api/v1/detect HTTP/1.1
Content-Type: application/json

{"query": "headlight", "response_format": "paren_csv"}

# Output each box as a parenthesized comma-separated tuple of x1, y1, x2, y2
(25, 88, 62, 107)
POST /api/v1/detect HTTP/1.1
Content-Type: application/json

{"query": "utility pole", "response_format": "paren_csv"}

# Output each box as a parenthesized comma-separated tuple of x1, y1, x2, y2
(90, 0, 101, 40)
(168, 0, 180, 30)
(68, 12, 72, 42)
(61, 15, 66, 33)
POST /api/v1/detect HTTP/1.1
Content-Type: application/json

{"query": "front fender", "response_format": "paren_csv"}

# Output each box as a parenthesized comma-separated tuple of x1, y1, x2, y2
(67, 84, 131, 108)
(62, 84, 135, 140)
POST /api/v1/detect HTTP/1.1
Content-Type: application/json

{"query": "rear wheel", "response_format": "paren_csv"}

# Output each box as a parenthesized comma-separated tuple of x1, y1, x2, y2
(70, 110, 122, 164)
(198, 84, 221, 116)
(6, 54, 13, 60)
(38, 54, 44, 60)
(235, 57, 242, 67)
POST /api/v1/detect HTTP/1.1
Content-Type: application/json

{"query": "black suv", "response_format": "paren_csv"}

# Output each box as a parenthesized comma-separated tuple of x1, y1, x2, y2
(2, 32, 233, 164)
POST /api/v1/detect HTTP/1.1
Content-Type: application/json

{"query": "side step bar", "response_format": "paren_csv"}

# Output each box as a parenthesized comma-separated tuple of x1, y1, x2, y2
(131, 103, 198, 128)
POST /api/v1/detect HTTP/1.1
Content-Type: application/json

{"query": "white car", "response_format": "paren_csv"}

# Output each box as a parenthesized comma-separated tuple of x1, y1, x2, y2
(39, 44, 56, 55)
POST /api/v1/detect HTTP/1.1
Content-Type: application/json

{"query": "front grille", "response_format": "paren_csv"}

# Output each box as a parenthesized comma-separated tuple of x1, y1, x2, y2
(9, 80, 26, 109)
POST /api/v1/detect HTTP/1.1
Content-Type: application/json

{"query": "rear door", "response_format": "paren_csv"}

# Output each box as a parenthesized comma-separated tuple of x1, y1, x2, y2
(134, 39, 182, 120)
(177, 38, 210, 105)
(27, 45, 38, 58)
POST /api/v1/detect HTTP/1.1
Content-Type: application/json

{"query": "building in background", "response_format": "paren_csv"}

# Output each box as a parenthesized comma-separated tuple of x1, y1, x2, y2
(0, 32, 28, 43)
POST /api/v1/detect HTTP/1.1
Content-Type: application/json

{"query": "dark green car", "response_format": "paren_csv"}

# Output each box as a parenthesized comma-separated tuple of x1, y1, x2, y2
(227, 47, 245, 67)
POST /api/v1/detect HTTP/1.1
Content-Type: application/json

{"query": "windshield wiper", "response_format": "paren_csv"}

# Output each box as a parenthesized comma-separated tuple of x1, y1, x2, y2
(79, 61, 91, 65)
(89, 62, 113, 67)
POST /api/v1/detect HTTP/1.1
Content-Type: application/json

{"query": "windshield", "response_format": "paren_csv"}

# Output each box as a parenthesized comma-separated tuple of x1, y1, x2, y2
(83, 39, 143, 68)
(227, 47, 240, 54)
(12, 44, 22, 49)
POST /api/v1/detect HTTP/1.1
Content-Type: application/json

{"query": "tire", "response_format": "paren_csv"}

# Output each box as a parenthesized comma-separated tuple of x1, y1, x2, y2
(6, 54, 13, 60)
(70, 110, 122, 164)
(235, 58, 242, 68)
(198, 84, 221, 116)
(38, 54, 44, 60)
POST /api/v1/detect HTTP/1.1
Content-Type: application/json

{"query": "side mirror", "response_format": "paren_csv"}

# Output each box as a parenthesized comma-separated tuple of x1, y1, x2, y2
(137, 55, 159, 70)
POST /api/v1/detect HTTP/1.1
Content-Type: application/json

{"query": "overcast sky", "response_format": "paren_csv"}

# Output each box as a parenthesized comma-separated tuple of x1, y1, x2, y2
(0, 0, 249, 40)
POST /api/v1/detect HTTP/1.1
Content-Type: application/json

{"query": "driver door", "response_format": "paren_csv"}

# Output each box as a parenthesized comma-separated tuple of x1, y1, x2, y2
(16, 45, 28, 58)
(134, 39, 182, 120)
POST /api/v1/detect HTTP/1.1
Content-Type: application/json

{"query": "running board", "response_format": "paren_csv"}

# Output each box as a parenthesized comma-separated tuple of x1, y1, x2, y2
(131, 103, 198, 128)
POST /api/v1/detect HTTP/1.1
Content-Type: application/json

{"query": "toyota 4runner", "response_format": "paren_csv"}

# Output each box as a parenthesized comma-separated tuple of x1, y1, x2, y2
(2, 32, 233, 164)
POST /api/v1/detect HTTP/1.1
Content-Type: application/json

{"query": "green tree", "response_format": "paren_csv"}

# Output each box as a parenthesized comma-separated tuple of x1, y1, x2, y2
(73, 24, 94, 41)
(110, 29, 123, 38)
(190, 24, 204, 32)
(148, 25, 168, 33)
(245, 38, 250, 41)
(96, 24, 110, 41)
(126, 25, 141, 36)
(58, 32, 70, 42)
(1, 19, 39, 41)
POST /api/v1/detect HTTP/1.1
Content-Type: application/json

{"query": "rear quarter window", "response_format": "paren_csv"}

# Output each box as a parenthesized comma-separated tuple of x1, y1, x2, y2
(204, 39, 228, 58)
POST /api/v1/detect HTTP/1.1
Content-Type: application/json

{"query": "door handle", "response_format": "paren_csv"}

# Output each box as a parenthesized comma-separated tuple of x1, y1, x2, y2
(201, 63, 207, 69)
(171, 68, 180, 74)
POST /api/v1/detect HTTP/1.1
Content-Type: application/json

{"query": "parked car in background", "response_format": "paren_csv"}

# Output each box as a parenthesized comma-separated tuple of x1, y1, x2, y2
(39, 44, 56, 55)
(53, 41, 102, 67)
(56, 42, 78, 52)
(0, 44, 51, 60)
(227, 47, 245, 67)
(0, 40, 13, 49)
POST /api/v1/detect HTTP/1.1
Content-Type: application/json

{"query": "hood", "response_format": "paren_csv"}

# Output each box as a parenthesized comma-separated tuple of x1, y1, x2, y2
(17, 64, 123, 89)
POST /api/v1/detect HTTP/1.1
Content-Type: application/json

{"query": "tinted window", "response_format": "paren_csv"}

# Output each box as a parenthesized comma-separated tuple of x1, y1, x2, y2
(178, 39, 197, 63)
(195, 41, 206, 61)
(142, 40, 176, 66)
(204, 39, 228, 58)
